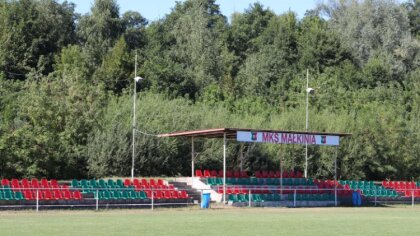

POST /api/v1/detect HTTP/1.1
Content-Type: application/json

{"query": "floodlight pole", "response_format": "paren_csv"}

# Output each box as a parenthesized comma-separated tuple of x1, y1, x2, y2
(131, 54, 144, 181)
(305, 69, 309, 179)
(131, 55, 138, 181)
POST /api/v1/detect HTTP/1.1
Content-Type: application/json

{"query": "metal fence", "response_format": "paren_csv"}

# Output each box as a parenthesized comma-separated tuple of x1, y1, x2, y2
(1, 187, 419, 212)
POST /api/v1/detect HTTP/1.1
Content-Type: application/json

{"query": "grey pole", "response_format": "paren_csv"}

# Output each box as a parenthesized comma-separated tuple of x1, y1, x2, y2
(223, 132, 227, 203)
(335, 147, 338, 207)
(305, 69, 309, 179)
(192, 137, 195, 184)
(131, 54, 138, 181)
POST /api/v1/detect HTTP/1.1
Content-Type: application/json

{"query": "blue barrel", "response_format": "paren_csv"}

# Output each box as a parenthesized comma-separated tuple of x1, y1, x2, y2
(352, 191, 362, 206)
(201, 193, 211, 209)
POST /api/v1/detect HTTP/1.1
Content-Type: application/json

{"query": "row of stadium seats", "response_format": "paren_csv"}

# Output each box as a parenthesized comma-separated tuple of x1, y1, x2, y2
(1, 178, 67, 190)
(217, 185, 338, 195)
(338, 180, 399, 198)
(382, 181, 419, 190)
(70, 179, 175, 194)
(196, 169, 303, 178)
(228, 193, 335, 203)
(228, 194, 263, 203)
(94, 189, 189, 200)
(287, 194, 335, 201)
(0, 189, 82, 201)
(206, 177, 314, 186)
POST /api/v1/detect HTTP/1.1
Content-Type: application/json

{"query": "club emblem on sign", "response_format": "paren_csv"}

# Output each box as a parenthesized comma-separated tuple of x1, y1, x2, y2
(251, 132, 257, 141)
(321, 135, 326, 144)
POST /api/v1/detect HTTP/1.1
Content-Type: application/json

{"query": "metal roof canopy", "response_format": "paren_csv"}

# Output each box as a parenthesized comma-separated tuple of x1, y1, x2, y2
(158, 127, 351, 139)
(158, 127, 351, 205)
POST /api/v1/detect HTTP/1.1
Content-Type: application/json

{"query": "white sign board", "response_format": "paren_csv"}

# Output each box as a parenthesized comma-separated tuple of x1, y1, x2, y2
(237, 131, 340, 146)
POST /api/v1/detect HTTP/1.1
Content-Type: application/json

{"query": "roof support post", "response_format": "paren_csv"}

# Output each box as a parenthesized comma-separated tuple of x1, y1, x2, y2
(223, 132, 227, 204)
(191, 137, 195, 184)
(335, 146, 338, 207)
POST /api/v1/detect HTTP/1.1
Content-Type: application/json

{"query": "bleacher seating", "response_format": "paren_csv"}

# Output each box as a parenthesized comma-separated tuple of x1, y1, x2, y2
(340, 180, 399, 198)
(382, 181, 420, 198)
(70, 178, 189, 200)
(195, 169, 303, 178)
(1, 178, 81, 201)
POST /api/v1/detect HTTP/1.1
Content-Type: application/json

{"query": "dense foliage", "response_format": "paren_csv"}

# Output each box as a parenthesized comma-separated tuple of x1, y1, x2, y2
(0, 0, 419, 180)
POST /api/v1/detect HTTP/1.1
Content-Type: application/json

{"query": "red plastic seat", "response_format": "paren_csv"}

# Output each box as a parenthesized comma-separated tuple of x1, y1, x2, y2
(52, 190, 63, 200)
(72, 190, 82, 200)
(42, 190, 53, 200)
(23, 190, 34, 200)
(133, 179, 140, 186)
(233, 171, 241, 178)
(41, 178, 49, 188)
(163, 190, 172, 199)
(62, 190, 72, 200)
(153, 190, 163, 199)
(203, 170, 211, 177)
(124, 179, 132, 186)
(296, 171, 303, 178)
(210, 170, 218, 177)
(288, 171, 296, 178)
(21, 179, 30, 189)
(226, 170, 234, 178)
(60, 184, 69, 190)
(255, 170, 263, 178)
(33, 190, 43, 200)
(170, 190, 178, 199)
(262, 170, 269, 178)
(180, 191, 188, 199)
(157, 179, 164, 186)
(268, 171, 276, 178)
(195, 169, 203, 177)
(217, 170, 224, 177)
(141, 179, 149, 186)
(11, 179, 21, 191)
(31, 178, 40, 189)
(150, 179, 157, 186)
(241, 171, 249, 178)
(1, 179, 9, 186)
(144, 190, 152, 198)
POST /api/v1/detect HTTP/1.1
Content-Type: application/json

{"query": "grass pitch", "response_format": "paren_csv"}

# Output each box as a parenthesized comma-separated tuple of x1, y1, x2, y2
(0, 206, 419, 236)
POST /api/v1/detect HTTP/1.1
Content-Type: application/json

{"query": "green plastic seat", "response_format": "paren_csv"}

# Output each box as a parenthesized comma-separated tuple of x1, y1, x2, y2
(307, 179, 314, 185)
(207, 178, 216, 185)
(252, 194, 263, 202)
(14, 191, 24, 200)
(71, 179, 79, 188)
(3, 190, 13, 200)
(0, 190, 3, 200)
(137, 191, 147, 199)
(101, 190, 111, 200)
(120, 191, 129, 200)
(238, 194, 247, 202)
(287, 194, 294, 201)
(228, 194, 239, 202)
(98, 179, 107, 189)
(273, 193, 281, 201)
(89, 179, 98, 188)
(128, 190, 137, 199)
(265, 178, 274, 185)
(250, 178, 258, 185)
(108, 179, 117, 189)
(116, 179, 124, 188)
(111, 190, 121, 199)
(215, 178, 223, 185)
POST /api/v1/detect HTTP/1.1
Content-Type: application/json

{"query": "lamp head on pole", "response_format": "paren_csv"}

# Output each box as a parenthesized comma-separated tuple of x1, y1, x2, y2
(134, 76, 144, 83)
(306, 87, 315, 94)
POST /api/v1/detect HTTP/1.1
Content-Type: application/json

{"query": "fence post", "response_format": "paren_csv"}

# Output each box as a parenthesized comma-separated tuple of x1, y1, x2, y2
(96, 189, 99, 211)
(151, 191, 154, 211)
(293, 189, 296, 207)
(374, 190, 377, 206)
(412, 190, 414, 208)
(248, 188, 251, 208)
(36, 189, 39, 213)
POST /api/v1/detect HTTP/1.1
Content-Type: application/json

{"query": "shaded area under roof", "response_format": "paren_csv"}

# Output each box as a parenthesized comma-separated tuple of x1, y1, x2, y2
(158, 128, 352, 139)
